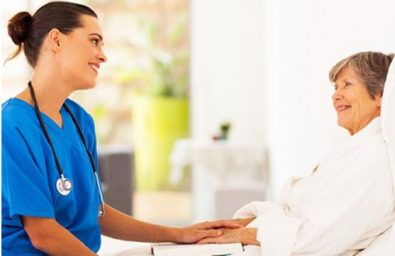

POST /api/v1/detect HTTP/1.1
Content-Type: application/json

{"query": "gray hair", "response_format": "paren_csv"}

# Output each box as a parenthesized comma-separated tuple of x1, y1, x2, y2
(329, 51, 394, 98)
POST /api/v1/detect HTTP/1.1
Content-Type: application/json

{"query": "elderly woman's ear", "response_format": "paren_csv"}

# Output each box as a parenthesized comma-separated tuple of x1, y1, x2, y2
(376, 94, 383, 108)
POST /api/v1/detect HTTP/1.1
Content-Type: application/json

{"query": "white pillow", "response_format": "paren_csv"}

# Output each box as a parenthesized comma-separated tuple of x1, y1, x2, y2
(381, 57, 395, 200)
(362, 58, 395, 256)
(358, 226, 394, 256)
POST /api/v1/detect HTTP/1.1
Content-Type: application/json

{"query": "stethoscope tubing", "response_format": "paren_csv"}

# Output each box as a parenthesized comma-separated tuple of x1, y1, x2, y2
(27, 81, 105, 216)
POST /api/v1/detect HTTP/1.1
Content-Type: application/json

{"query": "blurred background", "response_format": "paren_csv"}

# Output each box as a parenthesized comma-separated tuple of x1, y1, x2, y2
(1, 0, 395, 240)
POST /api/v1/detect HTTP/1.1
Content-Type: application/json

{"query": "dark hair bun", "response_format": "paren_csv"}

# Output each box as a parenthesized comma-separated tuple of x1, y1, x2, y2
(8, 11, 33, 45)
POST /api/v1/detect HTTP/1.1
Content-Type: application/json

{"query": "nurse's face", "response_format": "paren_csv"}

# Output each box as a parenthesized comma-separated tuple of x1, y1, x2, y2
(58, 15, 107, 90)
(332, 66, 381, 135)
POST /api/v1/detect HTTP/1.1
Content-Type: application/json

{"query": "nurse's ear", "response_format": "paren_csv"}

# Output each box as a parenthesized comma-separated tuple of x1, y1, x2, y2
(46, 28, 62, 52)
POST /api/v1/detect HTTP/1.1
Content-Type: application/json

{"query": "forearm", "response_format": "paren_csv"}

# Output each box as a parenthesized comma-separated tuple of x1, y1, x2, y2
(22, 217, 96, 256)
(99, 204, 178, 243)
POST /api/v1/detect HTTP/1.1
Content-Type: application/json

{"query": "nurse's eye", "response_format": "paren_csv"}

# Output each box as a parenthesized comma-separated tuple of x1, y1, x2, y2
(91, 38, 99, 46)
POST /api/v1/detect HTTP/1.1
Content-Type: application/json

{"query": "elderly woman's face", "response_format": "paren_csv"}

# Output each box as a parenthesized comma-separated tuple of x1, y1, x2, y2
(332, 66, 381, 135)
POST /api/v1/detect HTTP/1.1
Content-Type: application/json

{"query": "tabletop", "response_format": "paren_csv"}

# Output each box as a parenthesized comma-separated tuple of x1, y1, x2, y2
(98, 236, 261, 256)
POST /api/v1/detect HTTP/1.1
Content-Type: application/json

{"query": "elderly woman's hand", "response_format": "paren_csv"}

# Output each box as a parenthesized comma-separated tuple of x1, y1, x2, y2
(173, 220, 242, 244)
(232, 217, 256, 227)
(204, 217, 255, 228)
(197, 227, 260, 246)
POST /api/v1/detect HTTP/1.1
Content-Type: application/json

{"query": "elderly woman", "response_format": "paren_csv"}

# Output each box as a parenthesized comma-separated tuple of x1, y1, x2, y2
(199, 52, 395, 255)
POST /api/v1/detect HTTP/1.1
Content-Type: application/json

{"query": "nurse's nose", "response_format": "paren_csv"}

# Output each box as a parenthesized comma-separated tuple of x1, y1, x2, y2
(98, 49, 107, 63)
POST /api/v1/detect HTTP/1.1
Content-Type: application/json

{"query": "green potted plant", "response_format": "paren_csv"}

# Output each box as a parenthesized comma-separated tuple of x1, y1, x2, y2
(133, 52, 189, 191)
(116, 16, 190, 191)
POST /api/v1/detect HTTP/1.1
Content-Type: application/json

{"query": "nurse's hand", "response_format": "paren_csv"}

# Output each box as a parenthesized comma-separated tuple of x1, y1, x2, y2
(197, 227, 260, 246)
(174, 220, 242, 244)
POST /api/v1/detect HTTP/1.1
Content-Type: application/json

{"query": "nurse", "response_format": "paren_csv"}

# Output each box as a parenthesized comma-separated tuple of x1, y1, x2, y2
(2, 2, 239, 255)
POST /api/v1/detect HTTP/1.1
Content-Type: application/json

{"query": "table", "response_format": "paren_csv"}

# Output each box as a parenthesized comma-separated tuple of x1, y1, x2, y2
(170, 139, 268, 221)
(99, 237, 261, 256)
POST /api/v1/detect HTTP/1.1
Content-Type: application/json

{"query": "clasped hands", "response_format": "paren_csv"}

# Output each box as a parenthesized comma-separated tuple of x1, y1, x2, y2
(177, 217, 260, 246)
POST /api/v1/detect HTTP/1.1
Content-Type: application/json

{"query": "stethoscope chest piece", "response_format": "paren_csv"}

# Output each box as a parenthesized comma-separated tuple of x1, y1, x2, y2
(56, 176, 72, 196)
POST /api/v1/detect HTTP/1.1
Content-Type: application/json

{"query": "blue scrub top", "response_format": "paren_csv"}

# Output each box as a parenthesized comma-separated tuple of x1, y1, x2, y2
(2, 98, 102, 255)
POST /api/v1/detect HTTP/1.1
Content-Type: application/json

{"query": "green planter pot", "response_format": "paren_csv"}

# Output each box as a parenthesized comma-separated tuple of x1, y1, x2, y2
(133, 94, 189, 191)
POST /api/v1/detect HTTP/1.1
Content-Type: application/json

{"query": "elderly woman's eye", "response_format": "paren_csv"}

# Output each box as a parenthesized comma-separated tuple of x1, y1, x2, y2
(344, 81, 353, 87)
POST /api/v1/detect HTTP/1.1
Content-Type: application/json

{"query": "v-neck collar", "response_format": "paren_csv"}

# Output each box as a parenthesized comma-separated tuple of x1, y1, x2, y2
(10, 97, 69, 133)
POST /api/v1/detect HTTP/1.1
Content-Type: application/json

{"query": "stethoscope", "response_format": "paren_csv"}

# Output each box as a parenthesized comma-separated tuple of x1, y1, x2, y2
(28, 81, 105, 217)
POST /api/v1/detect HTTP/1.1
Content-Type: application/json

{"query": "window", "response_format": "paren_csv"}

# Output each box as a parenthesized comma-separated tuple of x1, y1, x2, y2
(1, 0, 190, 146)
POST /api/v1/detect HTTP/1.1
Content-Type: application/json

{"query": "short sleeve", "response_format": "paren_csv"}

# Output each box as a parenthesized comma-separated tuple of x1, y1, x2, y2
(2, 125, 55, 220)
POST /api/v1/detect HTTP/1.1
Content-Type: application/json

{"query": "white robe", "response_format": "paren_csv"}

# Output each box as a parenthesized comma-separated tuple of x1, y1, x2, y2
(235, 117, 395, 256)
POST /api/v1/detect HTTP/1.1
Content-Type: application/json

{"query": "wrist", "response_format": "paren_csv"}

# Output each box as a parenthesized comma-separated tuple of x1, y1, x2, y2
(167, 227, 182, 243)
(242, 228, 260, 246)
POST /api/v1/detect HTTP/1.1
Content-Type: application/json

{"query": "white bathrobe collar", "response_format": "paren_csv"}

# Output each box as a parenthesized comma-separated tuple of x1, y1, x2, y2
(349, 116, 381, 141)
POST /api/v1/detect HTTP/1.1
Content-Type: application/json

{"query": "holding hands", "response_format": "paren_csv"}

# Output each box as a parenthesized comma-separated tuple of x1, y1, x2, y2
(174, 219, 242, 243)
(196, 217, 260, 246)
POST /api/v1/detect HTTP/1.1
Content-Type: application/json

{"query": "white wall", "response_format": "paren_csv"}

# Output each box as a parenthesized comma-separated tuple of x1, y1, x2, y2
(263, 0, 395, 198)
(190, 0, 265, 144)
(191, 0, 395, 200)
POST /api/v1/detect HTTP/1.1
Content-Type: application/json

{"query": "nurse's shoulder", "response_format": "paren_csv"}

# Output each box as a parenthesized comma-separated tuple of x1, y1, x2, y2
(64, 98, 95, 130)
(2, 97, 38, 130)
